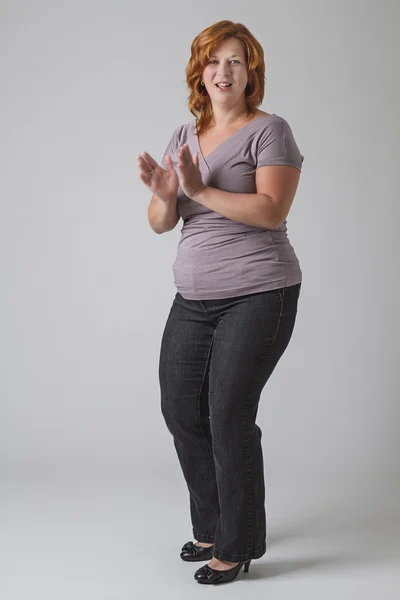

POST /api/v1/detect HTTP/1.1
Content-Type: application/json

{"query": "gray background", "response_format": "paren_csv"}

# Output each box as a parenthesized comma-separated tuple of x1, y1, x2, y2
(1, 0, 399, 598)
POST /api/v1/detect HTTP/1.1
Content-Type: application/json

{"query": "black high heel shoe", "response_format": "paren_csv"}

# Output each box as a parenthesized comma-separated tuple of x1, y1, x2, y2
(180, 541, 214, 562)
(194, 559, 252, 584)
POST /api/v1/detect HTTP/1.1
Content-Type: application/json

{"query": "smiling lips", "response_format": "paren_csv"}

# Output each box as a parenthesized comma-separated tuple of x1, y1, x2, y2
(215, 82, 232, 90)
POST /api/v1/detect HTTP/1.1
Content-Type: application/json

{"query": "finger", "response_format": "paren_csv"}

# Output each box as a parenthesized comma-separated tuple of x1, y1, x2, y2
(136, 154, 156, 175)
(164, 154, 176, 173)
(177, 151, 188, 171)
(180, 147, 196, 171)
(138, 171, 152, 188)
(162, 154, 170, 171)
(138, 151, 158, 171)
(186, 146, 198, 168)
(178, 144, 193, 166)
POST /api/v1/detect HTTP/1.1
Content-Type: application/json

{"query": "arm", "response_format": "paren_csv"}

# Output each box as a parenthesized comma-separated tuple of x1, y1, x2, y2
(148, 193, 180, 234)
(143, 126, 182, 234)
(193, 164, 301, 229)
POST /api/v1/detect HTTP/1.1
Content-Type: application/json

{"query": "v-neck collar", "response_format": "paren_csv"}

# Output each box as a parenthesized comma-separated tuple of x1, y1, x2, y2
(194, 114, 276, 168)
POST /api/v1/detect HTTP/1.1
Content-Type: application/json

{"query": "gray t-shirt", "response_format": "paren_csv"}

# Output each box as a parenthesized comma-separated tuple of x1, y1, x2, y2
(160, 113, 304, 300)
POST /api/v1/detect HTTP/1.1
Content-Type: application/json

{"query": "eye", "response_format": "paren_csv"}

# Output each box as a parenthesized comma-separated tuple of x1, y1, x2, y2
(208, 58, 240, 65)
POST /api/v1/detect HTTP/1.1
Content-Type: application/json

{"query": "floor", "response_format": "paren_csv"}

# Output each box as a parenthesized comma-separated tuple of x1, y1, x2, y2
(2, 470, 399, 599)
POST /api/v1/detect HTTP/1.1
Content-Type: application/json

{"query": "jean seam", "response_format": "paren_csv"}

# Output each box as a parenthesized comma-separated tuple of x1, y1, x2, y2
(195, 327, 216, 456)
(244, 399, 253, 554)
(273, 287, 285, 345)
(244, 288, 285, 554)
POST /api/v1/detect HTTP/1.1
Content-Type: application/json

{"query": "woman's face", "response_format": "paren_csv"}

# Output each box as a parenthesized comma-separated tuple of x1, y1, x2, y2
(201, 37, 249, 108)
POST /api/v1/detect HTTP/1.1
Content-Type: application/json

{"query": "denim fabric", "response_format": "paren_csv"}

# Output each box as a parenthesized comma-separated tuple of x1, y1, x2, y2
(158, 283, 301, 562)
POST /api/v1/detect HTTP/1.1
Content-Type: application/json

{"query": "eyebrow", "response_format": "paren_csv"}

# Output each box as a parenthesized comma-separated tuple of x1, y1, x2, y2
(210, 54, 241, 58)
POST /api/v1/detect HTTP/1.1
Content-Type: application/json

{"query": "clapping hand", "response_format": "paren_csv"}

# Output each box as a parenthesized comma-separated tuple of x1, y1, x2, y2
(136, 151, 179, 203)
(176, 144, 206, 199)
(137, 144, 206, 201)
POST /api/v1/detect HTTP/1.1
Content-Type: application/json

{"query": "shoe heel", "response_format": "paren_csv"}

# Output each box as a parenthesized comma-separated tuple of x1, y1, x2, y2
(244, 559, 251, 573)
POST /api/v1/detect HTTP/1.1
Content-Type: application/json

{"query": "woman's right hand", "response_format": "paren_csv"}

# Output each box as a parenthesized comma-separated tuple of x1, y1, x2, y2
(137, 151, 178, 202)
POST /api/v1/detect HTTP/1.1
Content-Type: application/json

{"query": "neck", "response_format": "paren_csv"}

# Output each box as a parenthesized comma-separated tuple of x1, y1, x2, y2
(210, 103, 254, 129)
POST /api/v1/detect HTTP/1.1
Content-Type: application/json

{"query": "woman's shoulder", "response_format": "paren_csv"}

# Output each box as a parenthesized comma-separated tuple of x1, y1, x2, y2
(160, 122, 193, 153)
(251, 113, 300, 148)
(252, 112, 304, 166)
(171, 120, 196, 141)
(254, 111, 293, 131)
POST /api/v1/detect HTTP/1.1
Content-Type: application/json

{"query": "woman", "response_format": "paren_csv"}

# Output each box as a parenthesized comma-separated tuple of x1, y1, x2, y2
(137, 20, 304, 585)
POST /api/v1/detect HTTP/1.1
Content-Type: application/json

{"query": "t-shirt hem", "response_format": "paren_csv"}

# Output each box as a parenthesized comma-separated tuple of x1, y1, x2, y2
(257, 157, 302, 170)
(175, 275, 302, 301)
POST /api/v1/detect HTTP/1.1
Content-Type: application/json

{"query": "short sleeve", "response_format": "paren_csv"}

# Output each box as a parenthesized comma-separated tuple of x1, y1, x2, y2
(159, 126, 182, 170)
(256, 120, 304, 171)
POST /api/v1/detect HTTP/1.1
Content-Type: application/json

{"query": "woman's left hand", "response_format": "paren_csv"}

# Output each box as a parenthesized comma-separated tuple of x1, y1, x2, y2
(177, 144, 207, 200)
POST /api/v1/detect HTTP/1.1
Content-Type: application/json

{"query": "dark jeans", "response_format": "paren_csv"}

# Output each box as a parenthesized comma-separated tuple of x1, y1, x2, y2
(158, 283, 301, 562)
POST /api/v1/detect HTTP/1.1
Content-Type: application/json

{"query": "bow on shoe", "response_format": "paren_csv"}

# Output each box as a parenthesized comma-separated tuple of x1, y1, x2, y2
(200, 564, 224, 583)
(180, 540, 214, 561)
(194, 560, 252, 584)
(181, 541, 195, 553)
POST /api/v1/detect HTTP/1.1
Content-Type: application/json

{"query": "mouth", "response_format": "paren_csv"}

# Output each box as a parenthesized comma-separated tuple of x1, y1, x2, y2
(215, 83, 232, 90)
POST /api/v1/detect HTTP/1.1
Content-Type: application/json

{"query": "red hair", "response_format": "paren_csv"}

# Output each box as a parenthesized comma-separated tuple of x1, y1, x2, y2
(186, 20, 266, 135)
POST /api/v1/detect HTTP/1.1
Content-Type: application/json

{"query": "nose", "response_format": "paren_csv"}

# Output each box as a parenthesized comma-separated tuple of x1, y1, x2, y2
(216, 65, 232, 79)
